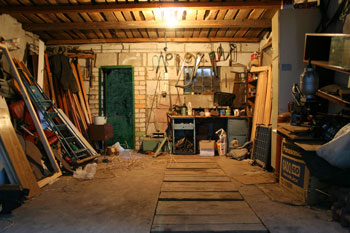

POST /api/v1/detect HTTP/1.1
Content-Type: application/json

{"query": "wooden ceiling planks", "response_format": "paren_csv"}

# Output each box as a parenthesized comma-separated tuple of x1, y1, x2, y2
(133, 10, 148, 38)
(235, 9, 265, 38)
(226, 9, 250, 38)
(244, 9, 276, 38)
(122, 11, 141, 38)
(112, 11, 127, 38)
(210, 9, 227, 37)
(184, 9, 196, 38)
(0, 0, 278, 43)
(142, 10, 157, 38)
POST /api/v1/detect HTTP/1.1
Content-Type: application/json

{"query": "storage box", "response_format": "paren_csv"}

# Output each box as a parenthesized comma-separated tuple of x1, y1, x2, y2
(279, 139, 326, 204)
(199, 140, 215, 156)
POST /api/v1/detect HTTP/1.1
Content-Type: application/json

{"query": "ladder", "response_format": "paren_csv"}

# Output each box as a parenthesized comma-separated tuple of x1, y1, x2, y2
(14, 60, 96, 163)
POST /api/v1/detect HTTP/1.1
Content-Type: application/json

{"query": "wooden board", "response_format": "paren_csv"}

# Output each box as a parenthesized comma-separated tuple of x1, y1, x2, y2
(277, 128, 314, 141)
(250, 70, 268, 141)
(44, 53, 56, 105)
(294, 141, 323, 152)
(159, 191, 242, 201)
(75, 62, 92, 123)
(164, 176, 230, 182)
(0, 108, 40, 198)
(263, 65, 272, 126)
(151, 223, 267, 233)
(70, 62, 90, 126)
(156, 201, 255, 215)
(153, 214, 261, 226)
(161, 182, 238, 192)
(279, 122, 312, 133)
(165, 169, 225, 176)
(167, 163, 219, 169)
(170, 158, 215, 163)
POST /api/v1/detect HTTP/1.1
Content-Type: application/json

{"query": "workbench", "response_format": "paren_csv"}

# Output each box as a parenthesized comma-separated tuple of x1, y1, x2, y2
(169, 115, 249, 154)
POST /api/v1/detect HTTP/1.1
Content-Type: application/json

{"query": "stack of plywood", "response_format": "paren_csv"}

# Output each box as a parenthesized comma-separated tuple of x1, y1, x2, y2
(249, 65, 272, 141)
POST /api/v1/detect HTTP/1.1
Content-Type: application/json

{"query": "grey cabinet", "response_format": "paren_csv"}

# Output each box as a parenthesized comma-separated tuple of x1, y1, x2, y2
(227, 118, 248, 146)
(172, 117, 196, 154)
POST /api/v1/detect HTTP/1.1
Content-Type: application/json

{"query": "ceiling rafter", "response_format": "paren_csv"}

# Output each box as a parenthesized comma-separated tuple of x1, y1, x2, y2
(45, 37, 260, 45)
(0, 1, 281, 14)
(23, 19, 271, 31)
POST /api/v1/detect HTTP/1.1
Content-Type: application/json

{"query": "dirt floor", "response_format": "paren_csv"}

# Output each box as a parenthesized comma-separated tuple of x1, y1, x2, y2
(0, 152, 348, 233)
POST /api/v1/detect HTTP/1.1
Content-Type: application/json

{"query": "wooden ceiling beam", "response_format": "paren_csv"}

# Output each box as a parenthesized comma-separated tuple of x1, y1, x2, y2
(45, 37, 260, 45)
(24, 19, 271, 31)
(1, 1, 282, 14)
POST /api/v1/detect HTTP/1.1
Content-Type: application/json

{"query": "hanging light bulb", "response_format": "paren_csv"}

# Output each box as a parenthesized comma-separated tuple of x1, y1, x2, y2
(162, 8, 178, 28)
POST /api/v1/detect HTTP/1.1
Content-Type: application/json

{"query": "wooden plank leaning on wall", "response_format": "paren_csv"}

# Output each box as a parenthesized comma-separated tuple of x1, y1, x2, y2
(0, 44, 62, 188)
(249, 65, 272, 141)
(0, 97, 41, 198)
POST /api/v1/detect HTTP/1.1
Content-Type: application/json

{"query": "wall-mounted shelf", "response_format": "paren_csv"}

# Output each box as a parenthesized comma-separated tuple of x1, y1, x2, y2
(316, 90, 350, 108)
(303, 60, 350, 74)
(304, 33, 350, 109)
(304, 33, 350, 75)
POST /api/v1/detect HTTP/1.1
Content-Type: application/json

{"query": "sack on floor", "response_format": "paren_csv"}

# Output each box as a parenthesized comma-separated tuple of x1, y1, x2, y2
(316, 123, 350, 169)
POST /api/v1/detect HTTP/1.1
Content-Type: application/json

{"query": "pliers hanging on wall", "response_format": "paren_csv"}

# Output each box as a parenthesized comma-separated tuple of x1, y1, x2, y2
(225, 43, 237, 66)
(152, 52, 168, 75)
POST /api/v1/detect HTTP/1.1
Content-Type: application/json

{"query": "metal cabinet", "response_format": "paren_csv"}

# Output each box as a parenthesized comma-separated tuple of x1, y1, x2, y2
(172, 117, 196, 154)
(227, 118, 248, 146)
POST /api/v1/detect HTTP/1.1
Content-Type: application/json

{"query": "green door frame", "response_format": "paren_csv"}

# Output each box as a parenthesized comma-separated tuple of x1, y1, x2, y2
(98, 65, 135, 148)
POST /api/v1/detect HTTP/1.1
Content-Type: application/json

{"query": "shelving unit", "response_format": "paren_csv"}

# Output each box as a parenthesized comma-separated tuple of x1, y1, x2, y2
(304, 33, 350, 108)
(316, 90, 350, 108)
(305, 60, 350, 74)
(246, 73, 258, 117)
(172, 117, 196, 154)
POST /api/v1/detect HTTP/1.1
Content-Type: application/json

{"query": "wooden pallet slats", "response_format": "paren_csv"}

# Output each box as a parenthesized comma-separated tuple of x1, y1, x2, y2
(152, 158, 267, 233)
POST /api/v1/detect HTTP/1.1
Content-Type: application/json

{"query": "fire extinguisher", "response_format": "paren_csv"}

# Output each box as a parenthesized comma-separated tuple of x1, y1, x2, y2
(216, 128, 227, 156)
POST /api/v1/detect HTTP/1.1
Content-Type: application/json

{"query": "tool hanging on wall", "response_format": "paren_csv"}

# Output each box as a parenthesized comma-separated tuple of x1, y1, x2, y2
(225, 43, 237, 66)
(175, 53, 203, 89)
(209, 51, 218, 78)
(175, 54, 181, 75)
(165, 53, 173, 65)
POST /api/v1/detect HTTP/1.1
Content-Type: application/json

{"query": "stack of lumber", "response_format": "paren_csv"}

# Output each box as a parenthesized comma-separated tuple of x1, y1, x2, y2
(43, 54, 92, 139)
(250, 65, 272, 141)
(0, 44, 97, 205)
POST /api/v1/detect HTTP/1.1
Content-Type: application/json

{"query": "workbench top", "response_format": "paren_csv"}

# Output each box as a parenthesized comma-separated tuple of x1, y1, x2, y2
(169, 115, 247, 119)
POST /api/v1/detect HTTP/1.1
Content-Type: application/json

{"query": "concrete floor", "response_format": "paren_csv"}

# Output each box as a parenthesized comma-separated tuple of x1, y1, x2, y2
(0, 152, 347, 233)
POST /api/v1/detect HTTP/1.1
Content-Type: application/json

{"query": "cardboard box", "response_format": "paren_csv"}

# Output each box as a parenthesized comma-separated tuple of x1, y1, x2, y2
(199, 140, 215, 156)
(279, 139, 326, 204)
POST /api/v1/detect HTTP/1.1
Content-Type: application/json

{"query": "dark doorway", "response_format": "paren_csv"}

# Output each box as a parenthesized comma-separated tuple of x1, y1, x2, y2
(99, 66, 134, 149)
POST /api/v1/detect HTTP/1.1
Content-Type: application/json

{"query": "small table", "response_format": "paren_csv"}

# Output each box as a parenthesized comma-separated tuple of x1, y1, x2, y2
(88, 123, 113, 149)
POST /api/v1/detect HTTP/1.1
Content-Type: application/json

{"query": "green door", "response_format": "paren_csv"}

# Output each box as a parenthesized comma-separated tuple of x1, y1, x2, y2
(100, 66, 134, 149)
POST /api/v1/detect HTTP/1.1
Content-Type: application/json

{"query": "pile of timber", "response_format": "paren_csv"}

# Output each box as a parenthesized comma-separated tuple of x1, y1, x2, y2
(43, 53, 92, 139)
(0, 44, 97, 208)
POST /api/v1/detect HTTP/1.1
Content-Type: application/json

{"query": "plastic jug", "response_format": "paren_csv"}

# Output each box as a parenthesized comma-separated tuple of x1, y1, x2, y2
(216, 128, 227, 156)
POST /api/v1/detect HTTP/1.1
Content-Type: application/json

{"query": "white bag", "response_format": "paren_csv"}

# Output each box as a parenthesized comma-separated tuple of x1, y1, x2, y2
(316, 123, 350, 169)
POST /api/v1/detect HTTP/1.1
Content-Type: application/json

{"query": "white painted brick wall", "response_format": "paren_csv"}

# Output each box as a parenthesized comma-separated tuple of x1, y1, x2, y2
(78, 41, 259, 150)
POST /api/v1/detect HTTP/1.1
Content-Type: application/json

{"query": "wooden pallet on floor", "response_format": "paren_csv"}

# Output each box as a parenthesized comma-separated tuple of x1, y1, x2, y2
(151, 158, 267, 233)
